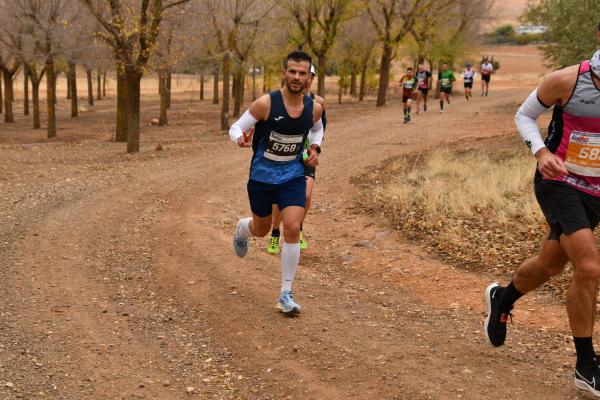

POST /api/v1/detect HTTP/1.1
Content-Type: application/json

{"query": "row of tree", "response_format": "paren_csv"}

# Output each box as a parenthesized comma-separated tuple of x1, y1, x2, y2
(0, 0, 497, 153)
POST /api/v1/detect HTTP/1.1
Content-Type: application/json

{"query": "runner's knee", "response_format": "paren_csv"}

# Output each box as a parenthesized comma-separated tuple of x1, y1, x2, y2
(283, 220, 301, 234)
(573, 258, 600, 280)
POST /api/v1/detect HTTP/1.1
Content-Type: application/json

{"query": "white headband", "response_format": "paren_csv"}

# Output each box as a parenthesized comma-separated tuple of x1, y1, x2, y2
(591, 50, 600, 76)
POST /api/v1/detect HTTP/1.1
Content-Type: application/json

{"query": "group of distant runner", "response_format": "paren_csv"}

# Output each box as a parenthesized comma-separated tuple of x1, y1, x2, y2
(398, 58, 495, 122)
(227, 24, 600, 398)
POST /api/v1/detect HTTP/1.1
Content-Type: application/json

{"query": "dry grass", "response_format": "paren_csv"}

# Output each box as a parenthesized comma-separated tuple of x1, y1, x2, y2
(372, 147, 542, 225)
(355, 139, 572, 300)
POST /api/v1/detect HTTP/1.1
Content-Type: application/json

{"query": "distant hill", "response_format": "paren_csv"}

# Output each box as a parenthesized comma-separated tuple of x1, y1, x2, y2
(488, 0, 529, 30)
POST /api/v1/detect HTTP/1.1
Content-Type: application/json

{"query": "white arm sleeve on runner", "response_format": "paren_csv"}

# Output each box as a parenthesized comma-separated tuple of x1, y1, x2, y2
(229, 110, 258, 143)
(515, 88, 551, 155)
(308, 119, 324, 147)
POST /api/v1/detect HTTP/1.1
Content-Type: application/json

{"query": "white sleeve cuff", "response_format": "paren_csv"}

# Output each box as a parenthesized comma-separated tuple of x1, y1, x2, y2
(309, 119, 324, 147)
(515, 88, 550, 155)
(229, 110, 258, 143)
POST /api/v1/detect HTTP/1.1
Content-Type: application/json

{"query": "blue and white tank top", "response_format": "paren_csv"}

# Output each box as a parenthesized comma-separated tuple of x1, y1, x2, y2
(250, 90, 313, 184)
(463, 68, 475, 83)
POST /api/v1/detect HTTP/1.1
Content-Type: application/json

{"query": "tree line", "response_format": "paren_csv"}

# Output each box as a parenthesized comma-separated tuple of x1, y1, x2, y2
(0, 0, 503, 153)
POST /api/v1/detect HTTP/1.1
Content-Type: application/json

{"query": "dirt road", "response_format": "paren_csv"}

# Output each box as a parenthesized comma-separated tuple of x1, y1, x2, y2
(0, 81, 587, 399)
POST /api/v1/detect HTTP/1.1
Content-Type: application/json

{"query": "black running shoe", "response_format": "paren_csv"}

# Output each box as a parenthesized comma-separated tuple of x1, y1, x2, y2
(484, 282, 512, 347)
(575, 359, 600, 397)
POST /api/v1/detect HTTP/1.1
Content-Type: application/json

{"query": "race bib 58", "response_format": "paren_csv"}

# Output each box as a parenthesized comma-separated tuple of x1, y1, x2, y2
(564, 131, 600, 177)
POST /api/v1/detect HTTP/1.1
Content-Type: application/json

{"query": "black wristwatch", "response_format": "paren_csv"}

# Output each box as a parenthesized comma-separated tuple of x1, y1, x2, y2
(312, 145, 321, 154)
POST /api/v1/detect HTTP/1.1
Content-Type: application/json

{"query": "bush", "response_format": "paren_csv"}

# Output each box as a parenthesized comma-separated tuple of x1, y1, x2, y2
(484, 24, 543, 45)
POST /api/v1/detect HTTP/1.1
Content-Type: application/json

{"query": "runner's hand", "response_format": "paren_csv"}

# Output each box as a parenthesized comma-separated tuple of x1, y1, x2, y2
(237, 127, 254, 148)
(535, 148, 568, 179)
(304, 146, 319, 168)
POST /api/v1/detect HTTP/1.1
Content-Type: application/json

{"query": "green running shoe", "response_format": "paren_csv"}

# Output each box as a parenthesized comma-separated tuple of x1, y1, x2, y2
(299, 231, 308, 250)
(267, 235, 280, 255)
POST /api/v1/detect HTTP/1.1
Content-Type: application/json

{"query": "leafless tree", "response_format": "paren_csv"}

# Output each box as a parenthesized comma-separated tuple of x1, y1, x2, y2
(82, 0, 193, 153)
(333, 10, 377, 100)
(205, 0, 274, 130)
(0, 10, 22, 124)
(365, 0, 455, 106)
(284, 0, 354, 98)
(1, 0, 73, 137)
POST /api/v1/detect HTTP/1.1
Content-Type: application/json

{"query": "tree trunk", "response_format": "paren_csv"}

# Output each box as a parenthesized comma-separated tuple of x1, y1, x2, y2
(231, 71, 237, 100)
(212, 69, 219, 104)
(263, 64, 267, 93)
(68, 62, 78, 117)
(233, 70, 244, 117)
(3, 70, 14, 123)
(376, 45, 392, 107)
(350, 66, 357, 97)
(125, 69, 142, 153)
(159, 70, 168, 126)
(52, 69, 57, 104)
(317, 54, 326, 97)
(166, 70, 171, 109)
(338, 81, 342, 104)
(200, 74, 204, 100)
(0, 73, 3, 114)
(23, 65, 30, 115)
(102, 71, 106, 97)
(32, 80, 41, 129)
(359, 55, 368, 101)
(46, 57, 56, 138)
(67, 73, 71, 99)
(96, 69, 102, 100)
(86, 68, 94, 106)
(29, 65, 45, 129)
(221, 53, 230, 130)
(252, 64, 256, 100)
(115, 68, 128, 142)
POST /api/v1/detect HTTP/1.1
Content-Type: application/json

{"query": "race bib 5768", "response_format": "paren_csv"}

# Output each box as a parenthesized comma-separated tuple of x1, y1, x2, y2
(263, 131, 304, 162)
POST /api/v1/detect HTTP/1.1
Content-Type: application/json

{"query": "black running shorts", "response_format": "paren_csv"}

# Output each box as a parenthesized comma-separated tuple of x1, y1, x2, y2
(534, 174, 600, 240)
(482, 74, 491, 83)
(418, 88, 429, 96)
(247, 176, 306, 217)
(304, 165, 316, 180)
(441, 87, 452, 94)
(464, 82, 473, 89)
(402, 94, 414, 103)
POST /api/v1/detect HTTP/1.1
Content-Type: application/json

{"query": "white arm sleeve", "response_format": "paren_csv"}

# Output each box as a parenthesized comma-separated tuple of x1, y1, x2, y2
(229, 110, 258, 143)
(515, 88, 551, 155)
(308, 119, 324, 147)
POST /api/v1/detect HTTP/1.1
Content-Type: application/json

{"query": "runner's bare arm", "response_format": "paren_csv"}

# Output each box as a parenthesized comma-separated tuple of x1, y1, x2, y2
(312, 102, 323, 125)
(516, 66, 578, 178)
(537, 65, 579, 107)
(229, 94, 271, 147)
(313, 94, 325, 111)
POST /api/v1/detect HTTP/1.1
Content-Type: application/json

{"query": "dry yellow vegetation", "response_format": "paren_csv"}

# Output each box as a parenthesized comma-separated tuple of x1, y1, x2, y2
(355, 140, 572, 299)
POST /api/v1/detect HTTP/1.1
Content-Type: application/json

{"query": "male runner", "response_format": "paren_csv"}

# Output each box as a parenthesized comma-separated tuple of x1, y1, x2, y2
(399, 67, 417, 123)
(438, 62, 455, 113)
(416, 64, 432, 113)
(462, 63, 476, 100)
(480, 58, 494, 96)
(484, 48, 600, 397)
(230, 51, 324, 314)
(267, 64, 327, 254)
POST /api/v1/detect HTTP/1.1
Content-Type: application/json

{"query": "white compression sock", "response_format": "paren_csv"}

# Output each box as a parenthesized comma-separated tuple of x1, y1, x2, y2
(281, 242, 300, 292)
(237, 217, 253, 240)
